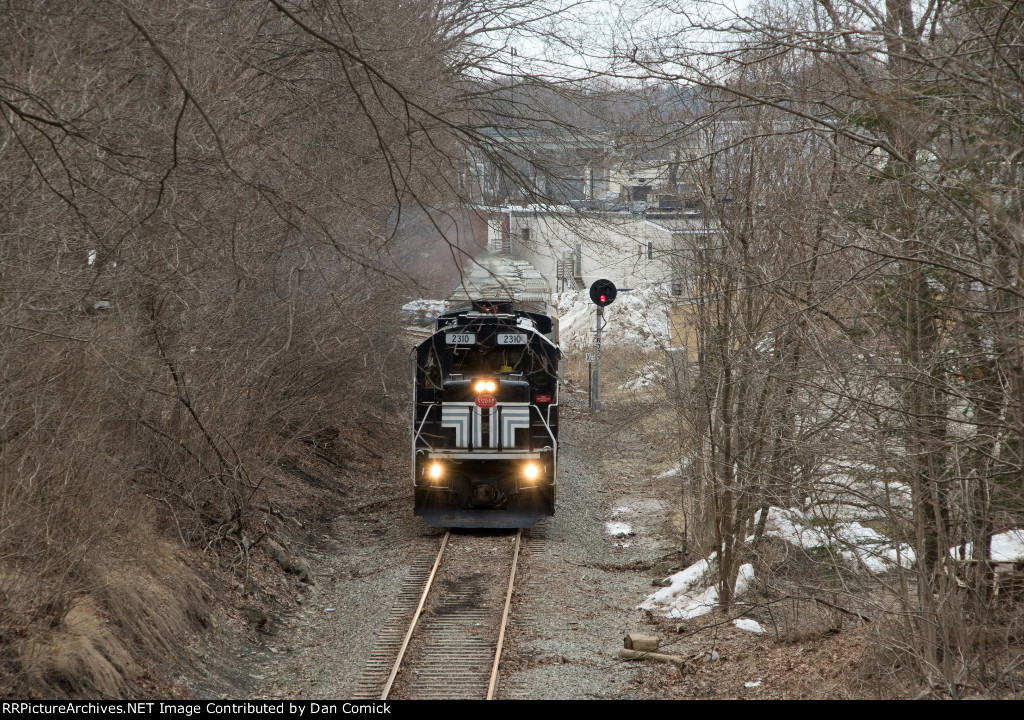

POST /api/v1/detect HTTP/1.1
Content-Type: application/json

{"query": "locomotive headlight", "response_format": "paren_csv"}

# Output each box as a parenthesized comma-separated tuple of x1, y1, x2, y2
(474, 379, 497, 393)
(485, 380, 496, 392)
(474, 380, 486, 393)
(524, 463, 540, 481)
(429, 462, 443, 480)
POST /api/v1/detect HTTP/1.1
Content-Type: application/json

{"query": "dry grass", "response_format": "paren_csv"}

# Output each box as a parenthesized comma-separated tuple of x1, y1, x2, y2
(563, 346, 664, 401)
(0, 284, 408, 697)
(0, 522, 209, 698)
(0, 335, 210, 696)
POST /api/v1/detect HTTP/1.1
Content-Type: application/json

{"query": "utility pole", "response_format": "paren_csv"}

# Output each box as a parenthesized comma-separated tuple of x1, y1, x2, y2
(588, 279, 616, 412)
(592, 306, 605, 411)
(509, 46, 516, 118)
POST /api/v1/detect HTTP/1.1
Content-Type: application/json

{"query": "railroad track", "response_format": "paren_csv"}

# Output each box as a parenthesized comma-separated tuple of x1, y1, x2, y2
(353, 529, 525, 700)
(401, 324, 433, 342)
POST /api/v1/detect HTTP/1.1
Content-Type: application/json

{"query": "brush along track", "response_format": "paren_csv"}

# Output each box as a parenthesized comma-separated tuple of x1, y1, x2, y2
(353, 529, 524, 700)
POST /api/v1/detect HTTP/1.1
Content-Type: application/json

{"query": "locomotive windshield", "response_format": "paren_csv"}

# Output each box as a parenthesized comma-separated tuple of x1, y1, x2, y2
(449, 343, 553, 381)
(416, 339, 555, 388)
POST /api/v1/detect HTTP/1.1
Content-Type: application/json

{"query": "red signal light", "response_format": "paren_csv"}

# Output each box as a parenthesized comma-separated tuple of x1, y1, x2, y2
(589, 279, 617, 306)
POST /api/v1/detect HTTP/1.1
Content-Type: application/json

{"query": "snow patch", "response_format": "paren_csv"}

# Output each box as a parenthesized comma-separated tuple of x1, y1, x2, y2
(756, 507, 915, 572)
(401, 299, 446, 325)
(605, 521, 634, 537)
(401, 298, 446, 313)
(950, 529, 1024, 563)
(733, 618, 766, 634)
(640, 557, 756, 621)
(556, 286, 671, 352)
(656, 462, 684, 478)
(618, 363, 666, 390)
(640, 505, 918, 622)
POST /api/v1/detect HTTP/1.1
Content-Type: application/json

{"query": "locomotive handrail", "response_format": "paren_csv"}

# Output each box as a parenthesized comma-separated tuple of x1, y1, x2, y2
(413, 402, 438, 450)
(546, 399, 559, 427)
(529, 404, 557, 448)
(529, 404, 558, 492)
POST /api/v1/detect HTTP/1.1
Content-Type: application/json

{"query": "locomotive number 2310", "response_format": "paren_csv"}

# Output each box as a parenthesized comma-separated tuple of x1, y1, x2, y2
(497, 333, 526, 345)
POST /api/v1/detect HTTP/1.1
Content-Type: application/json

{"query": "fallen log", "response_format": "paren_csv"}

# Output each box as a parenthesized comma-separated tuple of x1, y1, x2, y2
(618, 648, 688, 669)
(623, 633, 660, 652)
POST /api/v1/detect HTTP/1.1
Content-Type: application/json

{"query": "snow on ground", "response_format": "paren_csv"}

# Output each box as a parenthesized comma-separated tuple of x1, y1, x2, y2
(987, 529, 1024, 561)
(641, 555, 714, 610)
(950, 529, 1024, 562)
(556, 287, 670, 352)
(605, 520, 635, 548)
(755, 506, 915, 572)
(554, 290, 594, 351)
(733, 618, 766, 634)
(401, 299, 446, 313)
(641, 515, 1022, 622)
(640, 557, 756, 621)
(605, 521, 634, 537)
(618, 363, 666, 390)
(607, 499, 668, 550)
(640, 503, 915, 621)
(810, 463, 914, 519)
(656, 462, 684, 478)
(400, 299, 446, 325)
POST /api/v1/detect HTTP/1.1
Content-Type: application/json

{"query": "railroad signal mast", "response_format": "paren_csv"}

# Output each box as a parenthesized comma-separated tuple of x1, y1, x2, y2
(588, 279, 616, 411)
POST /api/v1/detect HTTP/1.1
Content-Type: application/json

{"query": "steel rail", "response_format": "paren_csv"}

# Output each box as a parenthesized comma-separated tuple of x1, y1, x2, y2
(486, 528, 522, 700)
(379, 530, 449, 700)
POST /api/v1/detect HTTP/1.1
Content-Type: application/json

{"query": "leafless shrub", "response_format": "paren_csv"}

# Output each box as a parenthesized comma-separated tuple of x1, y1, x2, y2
(596, 0, 1024, 695)
(1, 0, 560, 696)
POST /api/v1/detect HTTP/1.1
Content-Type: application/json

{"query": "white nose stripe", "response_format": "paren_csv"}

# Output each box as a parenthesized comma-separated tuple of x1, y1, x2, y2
(441, 402, 532, 448)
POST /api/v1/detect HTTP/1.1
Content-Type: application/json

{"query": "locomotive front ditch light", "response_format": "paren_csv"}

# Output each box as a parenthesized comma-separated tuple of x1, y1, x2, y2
(524, 462, 540, 481)
(429, 462, 443, 480)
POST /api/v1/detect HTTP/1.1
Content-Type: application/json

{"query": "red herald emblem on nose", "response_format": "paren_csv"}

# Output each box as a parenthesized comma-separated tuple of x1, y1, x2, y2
(475, 395, 497, 408)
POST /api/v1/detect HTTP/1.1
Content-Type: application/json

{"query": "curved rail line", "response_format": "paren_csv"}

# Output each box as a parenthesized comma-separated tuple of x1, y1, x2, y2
(487, 530, 520, 699)
(378, 531, 451, 699)
(355, 529, 523, 700)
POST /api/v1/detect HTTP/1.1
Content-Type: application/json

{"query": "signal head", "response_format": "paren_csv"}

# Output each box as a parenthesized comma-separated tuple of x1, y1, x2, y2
(589, 279, 617, 306)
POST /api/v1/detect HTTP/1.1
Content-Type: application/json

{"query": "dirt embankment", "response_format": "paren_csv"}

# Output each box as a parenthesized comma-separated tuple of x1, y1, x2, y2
(3, 410, 405, 700)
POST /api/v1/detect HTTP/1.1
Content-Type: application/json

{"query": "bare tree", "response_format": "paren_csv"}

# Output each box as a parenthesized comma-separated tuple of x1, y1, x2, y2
(0, 0, 580, 696)
(609, 0, 1024, 695)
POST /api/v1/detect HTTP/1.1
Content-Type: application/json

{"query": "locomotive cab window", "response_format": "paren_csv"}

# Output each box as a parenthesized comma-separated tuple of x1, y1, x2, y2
(447, 339, 553, 382)
(419, 348, 442, 389)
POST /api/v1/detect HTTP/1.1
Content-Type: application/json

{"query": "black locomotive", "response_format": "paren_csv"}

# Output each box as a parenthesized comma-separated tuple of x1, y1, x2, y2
(411, 300, 560, 528)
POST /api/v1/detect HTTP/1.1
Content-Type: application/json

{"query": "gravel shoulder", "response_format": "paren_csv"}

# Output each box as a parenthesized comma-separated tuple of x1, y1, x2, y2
(497, 388, 681, 699)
